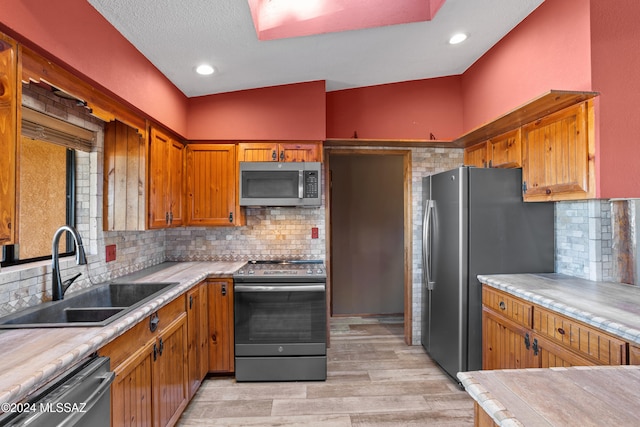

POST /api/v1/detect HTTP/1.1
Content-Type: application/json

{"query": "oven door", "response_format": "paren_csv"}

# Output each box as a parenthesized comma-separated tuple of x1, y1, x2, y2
(234, 283, 326, 357)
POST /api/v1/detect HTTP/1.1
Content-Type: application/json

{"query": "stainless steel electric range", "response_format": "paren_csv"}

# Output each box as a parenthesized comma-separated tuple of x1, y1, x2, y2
(233, 260, 327, 382)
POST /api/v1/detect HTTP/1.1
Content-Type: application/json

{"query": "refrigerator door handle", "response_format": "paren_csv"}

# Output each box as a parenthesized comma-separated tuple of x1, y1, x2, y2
(423, 199, 435, 290)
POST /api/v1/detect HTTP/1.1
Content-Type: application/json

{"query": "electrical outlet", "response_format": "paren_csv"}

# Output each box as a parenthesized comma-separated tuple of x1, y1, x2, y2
(311, 227, 319, 239)
(105, 244, 116, 262)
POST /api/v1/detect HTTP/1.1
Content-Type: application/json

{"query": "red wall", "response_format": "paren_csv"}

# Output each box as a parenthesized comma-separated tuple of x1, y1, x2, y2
(0, 0, 188, 136)
(186, 81, 326, 140)
(461, 0, 592, 132)
(326, 76, 463, 140)
(589, 0, 640, 198)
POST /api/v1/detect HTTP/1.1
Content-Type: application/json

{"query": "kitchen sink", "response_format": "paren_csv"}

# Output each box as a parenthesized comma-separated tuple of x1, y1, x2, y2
(0, 282, 180, 328)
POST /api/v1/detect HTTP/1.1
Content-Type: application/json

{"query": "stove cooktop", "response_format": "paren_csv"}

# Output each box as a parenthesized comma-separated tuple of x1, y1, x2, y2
(233, 259, 326, 281)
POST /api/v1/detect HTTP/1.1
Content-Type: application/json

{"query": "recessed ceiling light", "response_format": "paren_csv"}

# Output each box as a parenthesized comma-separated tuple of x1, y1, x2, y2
(449, 33, 468, 45)
(195, 64, 215, 75)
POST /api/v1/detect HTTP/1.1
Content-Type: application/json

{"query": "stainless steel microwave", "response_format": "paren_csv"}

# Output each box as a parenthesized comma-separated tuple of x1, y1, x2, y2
(239, 162, 322, 207)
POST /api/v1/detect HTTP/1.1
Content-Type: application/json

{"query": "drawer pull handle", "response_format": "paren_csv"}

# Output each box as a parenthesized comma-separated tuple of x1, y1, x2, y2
(524, 333, 531, 350)
(499, 301, 506, 310)
(557, 327, 566, 335)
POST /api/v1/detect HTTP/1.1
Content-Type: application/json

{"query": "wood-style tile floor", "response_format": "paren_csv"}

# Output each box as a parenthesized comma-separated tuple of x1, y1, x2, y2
(177, 316, 474, 426)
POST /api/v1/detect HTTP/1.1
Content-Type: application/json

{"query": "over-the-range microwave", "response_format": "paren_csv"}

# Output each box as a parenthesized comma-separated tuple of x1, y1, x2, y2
(239, 162, 322, 207)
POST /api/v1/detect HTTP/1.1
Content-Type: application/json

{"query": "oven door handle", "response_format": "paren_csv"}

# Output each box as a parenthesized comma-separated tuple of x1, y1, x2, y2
(234, 285, 325, 292)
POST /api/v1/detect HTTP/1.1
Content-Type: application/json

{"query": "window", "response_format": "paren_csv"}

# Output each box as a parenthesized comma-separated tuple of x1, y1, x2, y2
(1, 137, 76, 266)
(1, 105, 94, 267)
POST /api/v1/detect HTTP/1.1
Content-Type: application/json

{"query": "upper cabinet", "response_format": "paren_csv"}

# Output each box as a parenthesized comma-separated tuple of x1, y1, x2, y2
(103, 120, 147, 231)
(185, 144, 243, 226)
(464, 129, 522, 169)
(459, 91, 596, 202)
(0, 33, 19, 245)
(149, 127, 184, 228)
(463, 142, 488, 168)
(488, 128, 522, 169)
(522, 102, 594, 201)
(238, 142, 322, 162)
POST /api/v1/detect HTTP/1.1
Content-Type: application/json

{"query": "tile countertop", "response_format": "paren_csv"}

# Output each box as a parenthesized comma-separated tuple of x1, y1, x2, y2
(458, 365, 640, 426)
(477, 273, 640, 346)
(0, 261, 245, 406)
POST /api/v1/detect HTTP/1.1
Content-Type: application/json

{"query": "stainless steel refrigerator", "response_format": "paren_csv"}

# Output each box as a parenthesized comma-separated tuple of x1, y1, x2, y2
(421, 167, 554, 382)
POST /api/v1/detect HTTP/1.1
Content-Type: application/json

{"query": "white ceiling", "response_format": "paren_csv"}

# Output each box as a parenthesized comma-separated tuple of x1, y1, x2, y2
(87, 0, 544, 98)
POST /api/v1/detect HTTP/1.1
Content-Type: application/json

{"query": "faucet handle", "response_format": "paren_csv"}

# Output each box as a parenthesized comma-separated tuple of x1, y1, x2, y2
(62, 272, 82, 294)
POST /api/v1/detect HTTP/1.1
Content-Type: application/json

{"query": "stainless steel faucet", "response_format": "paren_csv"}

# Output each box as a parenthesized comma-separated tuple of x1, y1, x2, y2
(51, 225, 87, 301)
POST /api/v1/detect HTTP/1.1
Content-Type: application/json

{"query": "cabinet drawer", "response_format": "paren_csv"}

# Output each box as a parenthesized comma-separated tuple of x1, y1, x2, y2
(532, 307, 627, 365)
(99, 295, 186, 367)
(630, 345, 640, 365)
(482, 285, 532, 328)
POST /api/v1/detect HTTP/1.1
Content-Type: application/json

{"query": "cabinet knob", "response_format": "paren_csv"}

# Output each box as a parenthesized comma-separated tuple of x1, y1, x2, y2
(150, 313, 160, 332)
(228, 212, 233, 223)
(221, 284, 227, 296)
(557, 327, 566, 336)
(499, 301, 506, 310)
(546, 188, 552, 195)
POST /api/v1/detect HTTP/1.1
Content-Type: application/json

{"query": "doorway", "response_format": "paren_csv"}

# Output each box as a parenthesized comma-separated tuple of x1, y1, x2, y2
(326, 149, 412, 343)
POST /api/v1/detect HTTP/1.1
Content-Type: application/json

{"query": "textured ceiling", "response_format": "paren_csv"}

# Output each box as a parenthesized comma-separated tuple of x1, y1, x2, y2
(87, 0, 544, 98)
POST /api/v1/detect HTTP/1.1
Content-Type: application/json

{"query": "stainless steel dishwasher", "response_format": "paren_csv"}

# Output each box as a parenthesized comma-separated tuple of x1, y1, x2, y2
(0, 356, 114, 426)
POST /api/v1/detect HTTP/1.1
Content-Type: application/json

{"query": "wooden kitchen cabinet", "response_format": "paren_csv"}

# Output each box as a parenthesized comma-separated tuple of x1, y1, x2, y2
(0, 33, 19, 245)
(533, 305, 627, 365)
(483, 308, 534, 370)
(99, 296, 189, 427)
(463, 142, 488, 168)
(630, 345, 640, 365)
(103, 120, 147, 231)
(522, 101, 595, 201)
(488, 128, 521, 168)
(482, 285, 627, 371)
(464, 129, 522, 170)
(187, 282, 209, 399)
(185, 144, 243, 226)
(149, 126, 184, 228)
(237, 141, 322, 162)
(208, 278, 235, 373)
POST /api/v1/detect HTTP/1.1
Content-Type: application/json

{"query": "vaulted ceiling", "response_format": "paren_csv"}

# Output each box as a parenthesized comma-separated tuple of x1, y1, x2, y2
(87, 0, 544, 97)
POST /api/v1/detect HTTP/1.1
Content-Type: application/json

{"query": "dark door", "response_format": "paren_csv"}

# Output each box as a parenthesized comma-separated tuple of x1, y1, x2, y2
(330, 154, 404, 316)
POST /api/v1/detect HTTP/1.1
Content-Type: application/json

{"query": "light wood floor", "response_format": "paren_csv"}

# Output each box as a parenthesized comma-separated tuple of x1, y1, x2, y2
(177, 316, 474, 426)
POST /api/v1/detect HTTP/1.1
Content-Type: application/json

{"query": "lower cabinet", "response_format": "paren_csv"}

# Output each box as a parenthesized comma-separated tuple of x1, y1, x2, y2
(208, 278, 235, 373)
(187, 282, 209, 399)
(482, 285, 628, 370)
(99, 296, 189, 427)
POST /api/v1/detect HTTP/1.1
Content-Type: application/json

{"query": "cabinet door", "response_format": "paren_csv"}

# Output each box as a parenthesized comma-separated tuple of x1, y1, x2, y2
(522, 102, 594, 201)
(187, 283, 209, 399)
(0, 34, 18, 245)
(279, 142, 322, 162)
(463, 142, 488, 168)
(110, 342, 154, 427)
(149, 127, 170, 228)
(208, 279, 234, 373)
(186, 144, 237, 226)
(237, 142, 278, 161)
(168, 139, 184, 226)
(103, 120, 146, 231)
(154, 313, 189, 427)
(488, 128, 521, 168)
(483, 308, 533, 370)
